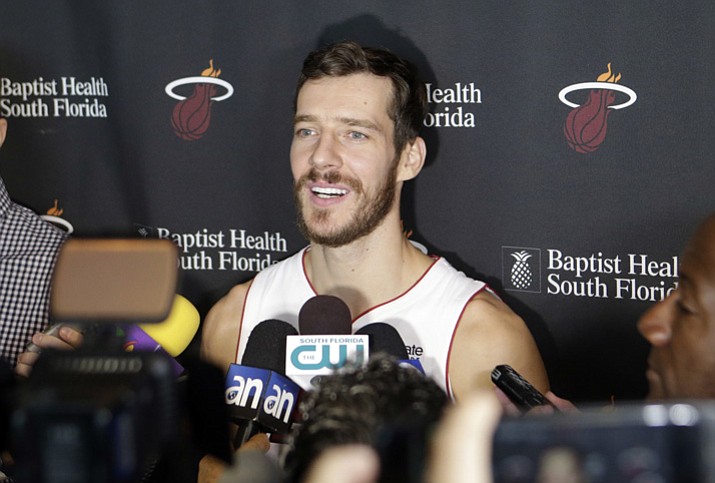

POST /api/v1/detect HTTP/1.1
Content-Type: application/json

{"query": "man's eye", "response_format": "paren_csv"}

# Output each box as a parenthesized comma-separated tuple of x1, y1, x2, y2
(348, 131, 367, 140)
(677, 299, 696, 316)
(296, 128, 314, 137)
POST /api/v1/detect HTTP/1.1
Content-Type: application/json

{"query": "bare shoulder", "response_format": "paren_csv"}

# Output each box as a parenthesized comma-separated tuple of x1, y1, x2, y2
(448, 290, 549, 399)
(200, 280, 252, 372)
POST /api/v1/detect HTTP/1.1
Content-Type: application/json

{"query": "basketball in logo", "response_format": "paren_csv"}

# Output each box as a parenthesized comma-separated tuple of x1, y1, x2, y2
(165, 60, 234, 141)
(559, 63, 637, 154)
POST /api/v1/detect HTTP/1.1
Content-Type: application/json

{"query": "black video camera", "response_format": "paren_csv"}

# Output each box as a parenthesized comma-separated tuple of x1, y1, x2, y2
(11, 350, 178, 482)
(493, 401, 715, 482)
(8, 238, 181, 483)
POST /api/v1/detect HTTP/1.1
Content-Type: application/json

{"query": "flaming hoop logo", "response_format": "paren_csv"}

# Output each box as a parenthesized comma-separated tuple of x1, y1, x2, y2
(41, 199, 74, 234)
(165, 60, 234, 141)
(559, 64, 637, 154)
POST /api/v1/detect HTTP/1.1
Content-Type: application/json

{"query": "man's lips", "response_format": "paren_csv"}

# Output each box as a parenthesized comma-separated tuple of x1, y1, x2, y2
(307, 182, 351, 206)
(310, 185, 349, 199)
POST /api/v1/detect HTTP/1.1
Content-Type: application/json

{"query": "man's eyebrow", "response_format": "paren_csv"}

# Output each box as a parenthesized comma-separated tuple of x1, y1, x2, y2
(339, 117, 382, 133)
(293, 114, 382, 133)
(293, 114, 317, 126)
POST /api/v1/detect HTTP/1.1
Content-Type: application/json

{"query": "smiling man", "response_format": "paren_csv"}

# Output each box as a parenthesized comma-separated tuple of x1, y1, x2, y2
(201, 41, 548, 411)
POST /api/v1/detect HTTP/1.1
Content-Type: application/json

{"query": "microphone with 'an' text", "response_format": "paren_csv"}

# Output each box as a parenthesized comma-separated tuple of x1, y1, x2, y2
(225, 319, 301, 448)
(286, 295, 369, 390)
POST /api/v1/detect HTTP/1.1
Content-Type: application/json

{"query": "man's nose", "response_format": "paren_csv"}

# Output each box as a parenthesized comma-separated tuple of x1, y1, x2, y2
(637, 291, 676, 346)
(310, 134, 342, 170)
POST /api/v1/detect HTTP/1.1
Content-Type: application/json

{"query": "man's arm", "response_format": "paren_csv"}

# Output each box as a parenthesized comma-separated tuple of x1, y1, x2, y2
(198, 280, 259, 483)
(200, 280, 251, 373)
(448, 291, 549, 400)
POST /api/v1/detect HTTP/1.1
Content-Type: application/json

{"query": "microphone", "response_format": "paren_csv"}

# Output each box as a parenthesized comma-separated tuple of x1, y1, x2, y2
(298, 294, 352, 335)
(225, 319, 301, 448)
(131, 294, 200, 356)
(354, 323, 409, 359)
(123, 294, 200, 375)
(286, 295, 368, 390)
(355, 323, 424, 374)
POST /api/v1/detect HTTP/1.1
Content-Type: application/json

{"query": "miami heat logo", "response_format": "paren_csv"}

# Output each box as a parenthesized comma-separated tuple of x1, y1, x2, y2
(41, 199, 74, 234)
(165, 60, 234, 141)
(559, 64, 637, 154)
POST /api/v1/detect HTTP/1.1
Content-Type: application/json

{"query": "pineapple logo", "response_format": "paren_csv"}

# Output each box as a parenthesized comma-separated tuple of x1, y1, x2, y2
(510, 251, 533, 289)
(134, 223, 159, 238)
(502, 246, 541, 293)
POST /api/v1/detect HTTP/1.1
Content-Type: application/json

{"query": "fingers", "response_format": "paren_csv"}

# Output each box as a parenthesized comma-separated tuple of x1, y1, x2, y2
(14, 350, 40, 378)
(524, 392, 578, 415)
(14, 325, 84, 378)
(494, 387, 522, 416)
(53, 325, 84, 349)
(495, 386, 579, 415)
(545, 391, 578, 412)
(237, 432, 270, 453)
(34, 326, 83, 351)
(198, 454, 229, 483)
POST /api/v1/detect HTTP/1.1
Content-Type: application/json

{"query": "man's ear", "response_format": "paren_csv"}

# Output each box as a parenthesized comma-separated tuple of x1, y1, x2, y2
(0, 119, 7, 149)
(397, 136, 426, 182)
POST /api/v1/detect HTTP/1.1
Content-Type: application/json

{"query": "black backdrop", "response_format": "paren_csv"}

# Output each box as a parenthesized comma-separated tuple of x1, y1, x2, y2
(2, 2, 713, 402)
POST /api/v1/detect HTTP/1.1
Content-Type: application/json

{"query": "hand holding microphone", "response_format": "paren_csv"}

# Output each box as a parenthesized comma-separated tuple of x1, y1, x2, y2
(16, 294, 200, 379)
(15, 325, 84, 378)
(225, 319, 301, 449)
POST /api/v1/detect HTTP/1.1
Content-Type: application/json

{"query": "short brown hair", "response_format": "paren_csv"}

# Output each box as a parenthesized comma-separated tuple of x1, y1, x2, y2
(295, 40, 428, 155)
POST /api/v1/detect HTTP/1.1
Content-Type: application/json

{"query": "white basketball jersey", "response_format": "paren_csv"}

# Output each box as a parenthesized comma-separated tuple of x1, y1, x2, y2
(236, 246, 489, 397)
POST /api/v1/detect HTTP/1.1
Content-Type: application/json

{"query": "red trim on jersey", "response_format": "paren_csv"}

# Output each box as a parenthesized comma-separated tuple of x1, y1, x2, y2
(444, 283, 494, 400)
(300, 248, 440, 323)
(301, 247, 320, 297)
(352, 255, 441, 323)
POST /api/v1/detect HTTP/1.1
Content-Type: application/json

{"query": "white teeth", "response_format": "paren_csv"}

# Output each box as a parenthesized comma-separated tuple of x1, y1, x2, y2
(312, 187, 348, 198)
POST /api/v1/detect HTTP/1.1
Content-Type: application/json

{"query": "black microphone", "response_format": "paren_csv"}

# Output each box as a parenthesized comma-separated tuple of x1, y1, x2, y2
(286, 295, 364, 390)
(224, 319, 300, 449)
(298, 294, 352, 335)
(355, 323, 425, 374)
(355, 323, 409, 360)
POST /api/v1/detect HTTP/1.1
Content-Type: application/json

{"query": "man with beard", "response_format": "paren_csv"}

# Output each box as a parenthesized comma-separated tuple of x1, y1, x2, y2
(201, 41, 548, 404)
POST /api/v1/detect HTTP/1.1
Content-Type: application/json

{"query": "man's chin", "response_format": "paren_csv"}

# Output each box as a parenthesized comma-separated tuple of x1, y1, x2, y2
(304, 221, 373, 248)
(644, 370, 667, 401)
(645, 385, 671, 402)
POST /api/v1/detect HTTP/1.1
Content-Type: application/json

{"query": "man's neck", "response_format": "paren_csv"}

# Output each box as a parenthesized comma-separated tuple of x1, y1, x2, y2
(304, 222, 434, 317)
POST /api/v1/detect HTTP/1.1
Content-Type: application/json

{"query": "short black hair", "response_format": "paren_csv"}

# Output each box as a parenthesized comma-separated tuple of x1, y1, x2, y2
(284, 353, 448, 482)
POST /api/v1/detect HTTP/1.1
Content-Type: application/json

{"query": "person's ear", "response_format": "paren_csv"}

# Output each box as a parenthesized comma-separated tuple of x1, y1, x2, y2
(397, 136, 426, 182)
(0, 119, 7, 149)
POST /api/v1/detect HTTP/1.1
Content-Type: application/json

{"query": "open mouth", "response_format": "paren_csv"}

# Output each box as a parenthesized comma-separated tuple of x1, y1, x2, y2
(311, 186, 348, 199)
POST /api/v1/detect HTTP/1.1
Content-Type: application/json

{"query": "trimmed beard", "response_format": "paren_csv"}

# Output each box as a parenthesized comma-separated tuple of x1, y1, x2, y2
(294, 158, 399, 248)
